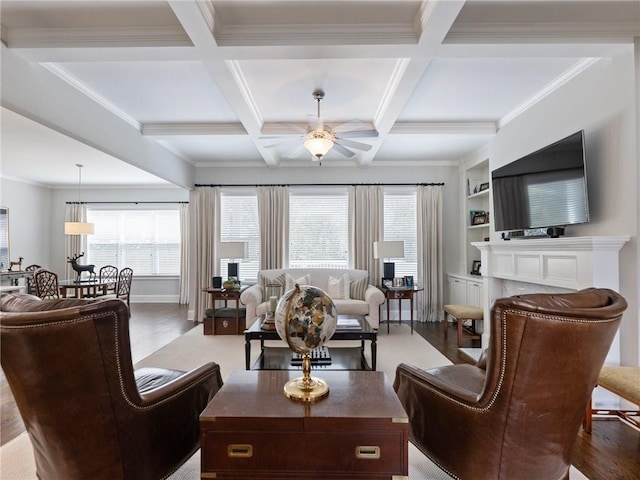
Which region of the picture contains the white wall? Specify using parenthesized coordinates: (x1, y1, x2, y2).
(488, 47, 639, 365)
(0, 178, 52, 268)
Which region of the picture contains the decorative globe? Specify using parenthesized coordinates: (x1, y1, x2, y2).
(274, 284, 337, 355)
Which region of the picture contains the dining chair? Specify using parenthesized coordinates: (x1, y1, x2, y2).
(24, 264, 41, 294)
(32, 268, 60, 299)
(98, 265, 118, 295)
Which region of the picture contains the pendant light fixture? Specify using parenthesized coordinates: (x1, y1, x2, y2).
(64, 164, 94, 235)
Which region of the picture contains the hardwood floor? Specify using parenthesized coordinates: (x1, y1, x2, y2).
(1, 305, 638, 479)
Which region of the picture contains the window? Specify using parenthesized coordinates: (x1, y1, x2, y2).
(220, 192, 259, 281)
(384, 189, 417, 279)
(87, 209, 180, 275)
(289, 188, 348, 268)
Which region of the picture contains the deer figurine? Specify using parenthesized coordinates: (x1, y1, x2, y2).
(8, 257, 23, 272)
(67, 252, 96, 282)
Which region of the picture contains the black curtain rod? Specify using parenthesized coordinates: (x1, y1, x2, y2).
(66, 201, 188, 205)
(194, 182, 445, 187)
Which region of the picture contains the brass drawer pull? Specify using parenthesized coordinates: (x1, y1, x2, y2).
(355, 446, 380, 459)
(227, 444, 253, 458)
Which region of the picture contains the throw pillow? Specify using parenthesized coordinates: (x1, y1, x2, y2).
(285, 273, 310, 292)
(350, 276, 368, 300)
(259, 273, 286, 296)
(327, 274, 350, 300)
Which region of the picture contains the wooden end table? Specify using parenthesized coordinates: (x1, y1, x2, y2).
(200, 370, 408, 479)
(382, 286, 424, 334)
(202, 287, 243, 335)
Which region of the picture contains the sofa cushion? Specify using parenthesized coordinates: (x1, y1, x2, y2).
(327, 274, 350, 299)
(284, 273, 310, 292)
(349, 276, 368, 301)
(332, 299, 368, 316)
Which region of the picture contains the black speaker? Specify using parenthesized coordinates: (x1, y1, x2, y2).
(212, 276, 222, 288)
(546, 226, 565, 238)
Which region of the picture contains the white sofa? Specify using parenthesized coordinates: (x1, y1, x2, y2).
(240, 268, 385, 329)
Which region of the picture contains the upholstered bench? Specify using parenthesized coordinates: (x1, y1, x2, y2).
(443, 304, 483, 347)
(584, 366, 640, 432)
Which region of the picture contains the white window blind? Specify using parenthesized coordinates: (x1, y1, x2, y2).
(289, 189, 348, 268)
(384, 189, 417, 279)
(86, 209, 180, 275)
(220, 193, 259, 282)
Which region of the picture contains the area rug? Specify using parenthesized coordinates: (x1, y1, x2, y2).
(0, 323, 588, 479)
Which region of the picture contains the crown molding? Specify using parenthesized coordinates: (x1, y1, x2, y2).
(214, 23, 418, 47)
(142, 123, 247, 136)
(390, 122, 496, 135)
(446, 22, 640, 44)
(41, 63, 141, 130)
(499, 57, 600, 129)
(4, 26, 192, 48)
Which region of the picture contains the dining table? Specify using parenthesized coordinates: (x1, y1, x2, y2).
(59, 278, 110, 298)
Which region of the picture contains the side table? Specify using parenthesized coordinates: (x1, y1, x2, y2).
(202, 287, 244, 335)
(382, 286, 423, 334)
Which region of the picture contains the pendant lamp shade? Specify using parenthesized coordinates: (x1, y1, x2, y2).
(64, 164, 94, 236)
(65, 222, 95, 235)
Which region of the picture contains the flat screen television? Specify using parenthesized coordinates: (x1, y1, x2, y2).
(491, 130, 589, 236)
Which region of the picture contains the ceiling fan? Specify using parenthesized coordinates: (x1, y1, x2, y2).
(263, 90, 378, 161)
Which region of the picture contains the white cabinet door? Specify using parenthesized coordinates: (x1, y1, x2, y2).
(467, 280, 484, 308)
(448, 276, 467, 305)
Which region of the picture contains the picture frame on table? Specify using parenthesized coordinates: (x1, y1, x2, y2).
(404, 276, 414, 288)
(393, 277, 405, 288)
(471, 260, 482, 276)
(382, 278, 393, 288)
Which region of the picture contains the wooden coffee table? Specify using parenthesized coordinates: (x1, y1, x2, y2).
(200, 370, 408, 479)
(244, 314, 377, 371)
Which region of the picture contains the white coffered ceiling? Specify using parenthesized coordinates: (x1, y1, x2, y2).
(1, 0, 638, 187)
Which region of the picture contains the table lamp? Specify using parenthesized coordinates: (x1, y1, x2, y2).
(219, 241, 248, 279)
(373, 240, 404, 279)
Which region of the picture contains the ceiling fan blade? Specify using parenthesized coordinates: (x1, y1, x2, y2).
(336, 129, 379, 138)
(332, 142, 356, 158)
(333, 119, 378, 137)
(262, 138, 301, 150)
(335, 138, 373, 152)
(282, 143, 306, 159)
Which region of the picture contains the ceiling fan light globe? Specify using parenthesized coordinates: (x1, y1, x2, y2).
(304, 131, 334, 158)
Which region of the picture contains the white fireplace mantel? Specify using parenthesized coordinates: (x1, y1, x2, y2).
(471, 236, 630, 366)
(472, 236, 630, 291)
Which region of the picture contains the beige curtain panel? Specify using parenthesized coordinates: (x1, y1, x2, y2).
(64, 204, 88, 280)
(257, 186, 289, 270)
(348, 185, 383, 286)
(192, 187, 220, 323)
(417, 185, 443, 322)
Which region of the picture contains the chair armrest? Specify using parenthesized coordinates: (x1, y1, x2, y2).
(124, 362, 223, 479)
(364, 285, 385, 305)
(240, 284, 263, 307)
(137, 362, 222, 405)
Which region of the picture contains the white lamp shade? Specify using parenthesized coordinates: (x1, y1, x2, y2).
(373, 241, 404, 260)
(64, 222, 95, 235)
(304, 129, 334, 158)
(219, 241, 248, 259)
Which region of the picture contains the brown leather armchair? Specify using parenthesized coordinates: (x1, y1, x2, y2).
(1, 293, 223, 480)
(394, 288, 627, 480)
